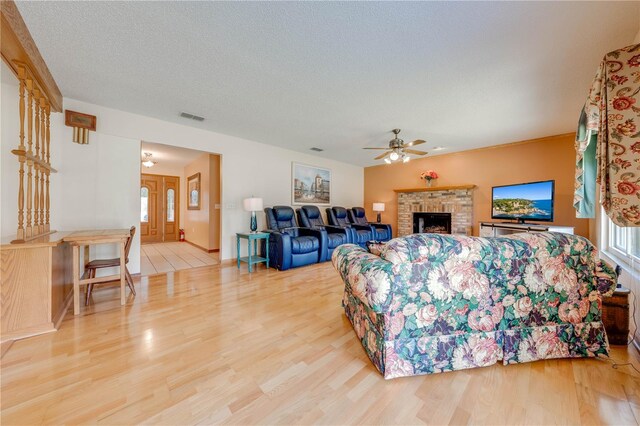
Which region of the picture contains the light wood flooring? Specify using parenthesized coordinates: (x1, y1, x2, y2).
(1, 262, 639, 425)
(140, 241, 218, 275)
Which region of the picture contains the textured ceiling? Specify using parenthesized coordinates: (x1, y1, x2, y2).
(16, 1, 639, 167)
(141, 142, 206, 170)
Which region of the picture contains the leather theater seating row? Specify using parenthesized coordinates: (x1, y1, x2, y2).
(262, 205, 393, 271)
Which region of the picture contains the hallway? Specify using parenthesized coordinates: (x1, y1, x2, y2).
(140, 242, 219, 275)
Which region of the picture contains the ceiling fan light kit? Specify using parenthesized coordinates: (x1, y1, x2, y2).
(365, 128, 428, 164)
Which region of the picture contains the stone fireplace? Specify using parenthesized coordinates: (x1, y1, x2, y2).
(396, 185, 475, 236)
(413, 212, 452, 234)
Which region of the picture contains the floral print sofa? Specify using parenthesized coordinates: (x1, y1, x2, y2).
(332, 232, 617, 379)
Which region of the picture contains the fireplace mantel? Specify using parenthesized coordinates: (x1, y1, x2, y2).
(394, 184, 476, 193)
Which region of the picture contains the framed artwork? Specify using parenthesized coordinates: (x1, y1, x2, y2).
(187, 172, 201, 210)
(292, 162, 331, 205)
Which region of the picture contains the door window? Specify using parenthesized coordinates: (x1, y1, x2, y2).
(167, 189, 175, 222)
(141, 187, 149, 222)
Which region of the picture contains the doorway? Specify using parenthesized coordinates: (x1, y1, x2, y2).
(139, 142, 222, 277)
(140, 174, 180, 243)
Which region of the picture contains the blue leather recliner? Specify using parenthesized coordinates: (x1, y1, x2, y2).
(349, 207, 393, 242)
(297, 205, 351, 260)
(326, 206, 373, 248)
(264, 206, 327, 270)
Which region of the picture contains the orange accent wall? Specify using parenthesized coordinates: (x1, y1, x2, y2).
(364, 133, 591, 239)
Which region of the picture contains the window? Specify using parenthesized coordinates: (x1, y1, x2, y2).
(604, 211, 639, 266)
(140, 187, 149, 222)
(167, 189, 175, 222)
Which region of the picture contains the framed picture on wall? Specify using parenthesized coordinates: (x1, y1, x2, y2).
(292, 162, 331, 205)
(187, 172, 201, 210)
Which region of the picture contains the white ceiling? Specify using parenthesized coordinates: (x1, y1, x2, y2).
(16, 1, 639, 167)
(141, 141, 206, 170)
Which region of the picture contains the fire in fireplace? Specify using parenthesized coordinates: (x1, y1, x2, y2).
(413, 212, 452, 234)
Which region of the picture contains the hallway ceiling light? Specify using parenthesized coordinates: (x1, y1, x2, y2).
(142, 152, 157, 168)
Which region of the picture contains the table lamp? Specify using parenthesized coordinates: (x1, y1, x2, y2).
(243, 197, 263, 232)
(372, 202, 385, 223)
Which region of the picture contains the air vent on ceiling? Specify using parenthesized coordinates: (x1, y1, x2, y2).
(310, 147, 324, 152)
(180, 112, 205, 122)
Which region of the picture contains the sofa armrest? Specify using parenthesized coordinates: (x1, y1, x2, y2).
(595, 259, 618, 297)
(332, 244, 396, 313)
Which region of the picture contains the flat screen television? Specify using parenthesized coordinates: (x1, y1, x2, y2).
(491, 180, 555, 223)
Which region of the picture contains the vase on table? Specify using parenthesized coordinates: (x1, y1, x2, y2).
(425, 179, 434, 187)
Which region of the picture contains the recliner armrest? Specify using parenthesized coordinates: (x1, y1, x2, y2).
(370, 222, 392, 232)
(351, 223, 374, 233)
(321, 225, 349, 234)
(264, 230, 292, 270)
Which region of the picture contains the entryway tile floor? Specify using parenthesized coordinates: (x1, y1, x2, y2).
(141, 242, 219, 276)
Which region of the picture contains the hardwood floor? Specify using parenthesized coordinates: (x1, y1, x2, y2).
(140, 241, 218, 275)
(1, 262, 639, 425)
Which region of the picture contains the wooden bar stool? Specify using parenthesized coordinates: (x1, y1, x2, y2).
(85, 226, 136, 305)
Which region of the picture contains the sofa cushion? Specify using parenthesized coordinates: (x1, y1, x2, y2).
(291, 236, 319, 254)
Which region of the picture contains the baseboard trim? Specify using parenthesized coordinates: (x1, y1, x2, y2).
(633, 333, 640, 355)
(184, 240, 218, 253)
(1, 340, 14, 359)
(0, 322, 56, 344)
(53, 291, 73, 330)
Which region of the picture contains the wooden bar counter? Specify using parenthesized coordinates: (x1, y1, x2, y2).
(1, 232, 73, 343)
(1, 229, 130, 343)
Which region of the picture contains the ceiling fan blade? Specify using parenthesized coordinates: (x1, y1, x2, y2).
(408, 139, 426, 147)
(374, 151, 392, 160)
(363, 147, 391, 150)
(404, 149, 428, 155)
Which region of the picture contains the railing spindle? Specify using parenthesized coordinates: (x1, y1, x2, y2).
(25, 79, 33, 238)
(16, 67, 26, 240)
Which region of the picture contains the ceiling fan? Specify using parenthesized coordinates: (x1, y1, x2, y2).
(364, 129, 427, 163)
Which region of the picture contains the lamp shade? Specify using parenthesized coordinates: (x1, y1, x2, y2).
(372, 202, 385, 212)
(243, 197, 263, 212)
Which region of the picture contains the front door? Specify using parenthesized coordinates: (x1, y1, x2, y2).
(141, 174, 180, 244)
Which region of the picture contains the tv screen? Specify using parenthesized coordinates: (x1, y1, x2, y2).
(491, 180, 554, 223)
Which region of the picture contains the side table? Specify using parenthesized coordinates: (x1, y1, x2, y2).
(236, 232, 270, 272)
(602, 286, 630, 345)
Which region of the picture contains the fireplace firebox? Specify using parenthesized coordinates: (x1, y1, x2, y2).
(413, 212, 452, 234)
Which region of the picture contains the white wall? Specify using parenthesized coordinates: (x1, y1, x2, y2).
(1, 79, 20, 237)
(57, 130, 140, 275)
(61, 98, 364, 261)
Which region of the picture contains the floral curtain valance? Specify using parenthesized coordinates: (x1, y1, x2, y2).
(576, 43, 640, 227)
